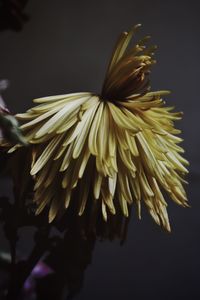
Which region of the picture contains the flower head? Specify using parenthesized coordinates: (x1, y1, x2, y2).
(10, 25, 189, 231)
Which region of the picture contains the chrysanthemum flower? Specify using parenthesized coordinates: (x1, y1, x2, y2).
(10, 25, 189, 231)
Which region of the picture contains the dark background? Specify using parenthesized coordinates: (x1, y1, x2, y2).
(0, 0, 200, 299)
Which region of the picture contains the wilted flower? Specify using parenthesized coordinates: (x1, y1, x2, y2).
(10, 25, 189, 231)
(0, 0, 29, 31)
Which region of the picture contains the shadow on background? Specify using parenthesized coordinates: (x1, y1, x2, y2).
(0, 185, 130, 300)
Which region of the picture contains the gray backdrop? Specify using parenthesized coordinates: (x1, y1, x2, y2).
(0, 0, 200, 299)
